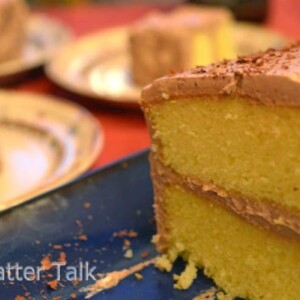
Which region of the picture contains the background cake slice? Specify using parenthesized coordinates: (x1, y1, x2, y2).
(141, 43, 300, 300)
(0, 0, 28, 63)
(129, 5, 235, 86)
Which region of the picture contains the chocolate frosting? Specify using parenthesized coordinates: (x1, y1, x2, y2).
(141, 43, 300, 108)
(142, 43, 300, 248)
(151, 155, 300, 245)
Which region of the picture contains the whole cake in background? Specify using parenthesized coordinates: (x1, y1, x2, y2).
(129, 5, 235, 86)
(141, 42, 300, 300)
(0, 0, 28, 63)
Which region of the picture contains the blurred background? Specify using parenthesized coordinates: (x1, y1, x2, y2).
(25, 0, 300, 38)
(29, 0, 267, 23)
(0, 0, 299, 208)
(27, 0, 287, 25)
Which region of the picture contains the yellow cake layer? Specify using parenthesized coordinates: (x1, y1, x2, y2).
(191, 21, 235, 66)
(214, 22, 236, 61)
(160, 183, 300, 300)
(191, 21, 235, 67)
(150, 97, 300, 210)
(192, 33, 214, 66)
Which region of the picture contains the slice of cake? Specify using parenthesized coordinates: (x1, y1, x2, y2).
(129, 6, 235, 86)
(0, 0, 28, 63)
(141, 43, 300, 300)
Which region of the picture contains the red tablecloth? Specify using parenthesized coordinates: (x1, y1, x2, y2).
(10, 3, 300, 170)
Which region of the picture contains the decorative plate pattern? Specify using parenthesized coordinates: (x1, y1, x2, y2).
(0, 90, 103, 211)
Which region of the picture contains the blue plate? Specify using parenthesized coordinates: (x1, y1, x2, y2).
(0, 149, 221, 300)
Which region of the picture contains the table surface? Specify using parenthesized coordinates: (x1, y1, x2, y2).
(9, 3, 300, 171)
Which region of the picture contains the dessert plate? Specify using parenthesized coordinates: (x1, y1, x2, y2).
(0, 150, 239, 300)
(0, 90, 103, 211)
(46, 23, 288, 108)
(0, 14, 73, 84)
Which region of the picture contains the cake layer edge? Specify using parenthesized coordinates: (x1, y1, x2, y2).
(151, 154, 300, 250)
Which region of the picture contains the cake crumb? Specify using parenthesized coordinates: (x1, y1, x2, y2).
(124, 249, 133, 259)
(140, 251, 149, 259)
(134, 273, 143, 280)
(154, 255, 173, 272)
(128, 230, 138, 238)
(70, 293, 77, 299)
(173, 260, 197, 290)
(72, 278, 81, 287)
(114, 230, 127, 238)
(41, 255, 52, 271)
(84, 202, 91, 209)
(113, 229, 138, 238)
(123, 239, 131, 249)
(53, 244, 62, 250)
(193, 287, 218, 300)
(81, 259, 155, 298)
(58, 252, 67, 264)
(47, 279, 59, 290)
(78, 234, 88, 241)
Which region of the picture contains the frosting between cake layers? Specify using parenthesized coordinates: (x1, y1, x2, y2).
(151, 155, 300, 246)
(141, 43, 300, 108)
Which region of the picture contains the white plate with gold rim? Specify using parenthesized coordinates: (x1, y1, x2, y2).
(0, 90, 103, 211)
(45, 23, 289, 108)
(0, 14, 73, 84)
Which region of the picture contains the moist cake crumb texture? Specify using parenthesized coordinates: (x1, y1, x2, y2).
(141, 42, 300, 299)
